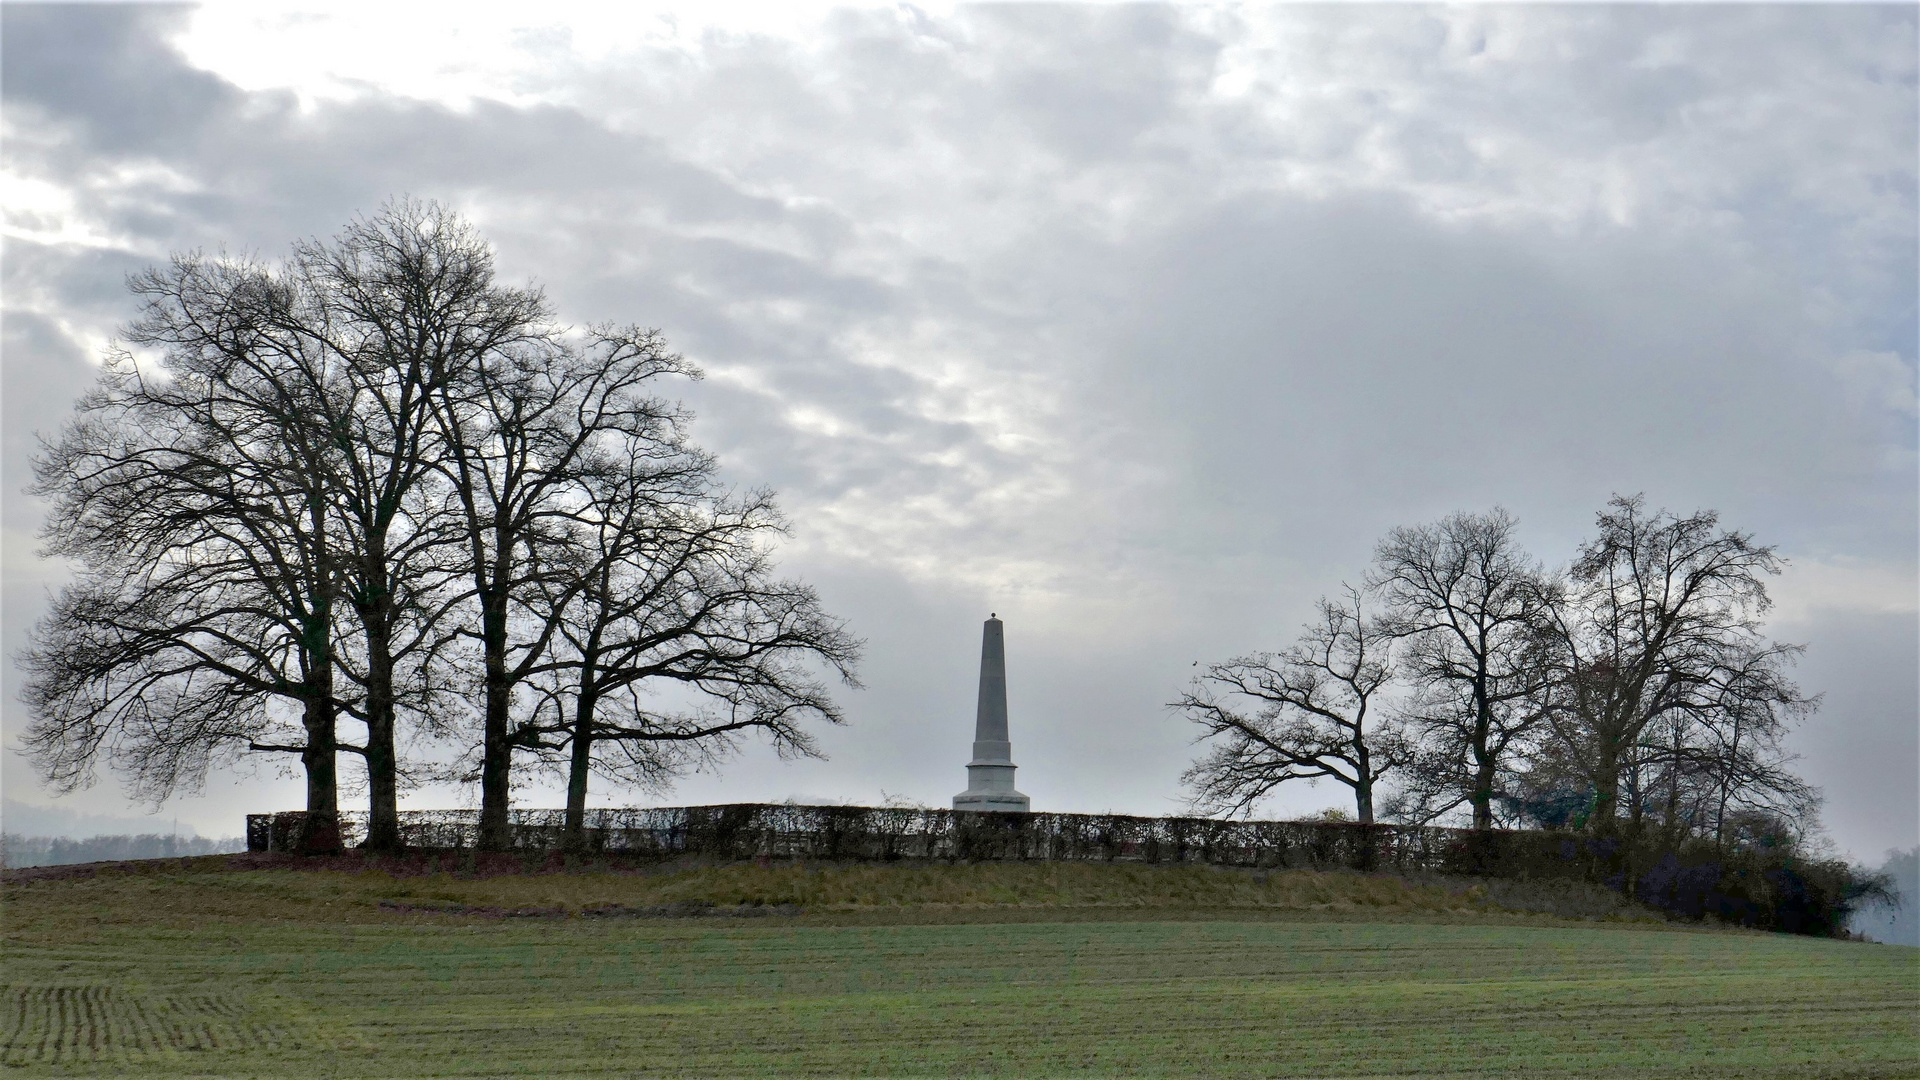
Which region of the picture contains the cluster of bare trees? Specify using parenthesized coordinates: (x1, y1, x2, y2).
(1177, 500, 1817, 843)
(20, 202, 860, 852)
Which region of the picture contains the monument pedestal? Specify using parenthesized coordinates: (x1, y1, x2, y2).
(954, 761, 1029, 812)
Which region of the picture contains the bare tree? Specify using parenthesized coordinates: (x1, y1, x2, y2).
(427, 323, 702, 850)
(1371, 508, 1556, 830)
(1542, 495, 1816, 836)
(1693, 646, 1819, 845)
(287, 202, 547, 849)
(22, 200, 860, 853)
(517, 477, 862, 848)
(22, 257, 352, 849)
(1176, 586, 1407, 823)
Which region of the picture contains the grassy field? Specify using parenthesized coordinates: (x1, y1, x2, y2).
(2, 858, 1914, 1078)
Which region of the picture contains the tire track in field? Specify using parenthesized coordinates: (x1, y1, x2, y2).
(0, 984, 328, 1065)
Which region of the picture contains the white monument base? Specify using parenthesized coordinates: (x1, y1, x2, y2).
(954, 761, 1029, 813)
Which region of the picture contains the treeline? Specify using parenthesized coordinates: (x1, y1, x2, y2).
(1, 833, 246, 869)
(1179, 501, 1818, 852)
(19, 201, 860, 853)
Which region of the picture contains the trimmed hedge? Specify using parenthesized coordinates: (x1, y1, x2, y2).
(245, 804, 1869, 935)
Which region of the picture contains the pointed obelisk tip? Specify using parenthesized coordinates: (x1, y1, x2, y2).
(953, 614, 1029, 813)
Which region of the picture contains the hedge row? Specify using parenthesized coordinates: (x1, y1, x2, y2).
(246, 804, 1869, 935)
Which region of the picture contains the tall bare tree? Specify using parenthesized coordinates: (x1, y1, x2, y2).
(516, 476, 862, 848)
(1542, 495, 1815, 836)
(283, 202, 549, 849)
(23, 200, 860, 852)
(1371, 508, 1556, 830)
(1691, 646, 1819, 845)
(1176, 586, 1407, 823)
(428, 323, 702, 850)
(22, 256, 358, 847)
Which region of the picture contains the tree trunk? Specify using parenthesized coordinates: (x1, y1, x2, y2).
(1354, 744, 1375, 824)
(477, 596, 514, 852)
(360, 609, 402, 851)
(297, 689, 341, 854)
(563, 691, 598, 850)
(354, 534, 404, 851)
(1590, 742, 1622, 836)
(562, 630, 607, 850)
(362, 707, 401, 849)
(297, 501, 340, 854)
(1470, 756, 1497, 831)
(1469, 672, 1496, 831)
(1469, 693, 1497, 830)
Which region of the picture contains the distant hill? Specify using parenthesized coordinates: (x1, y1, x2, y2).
(1848, 847, 1919, 946)
(1, 833, 246, 869)
(0, 798, 245, 868)
(1, 798, 208, 840)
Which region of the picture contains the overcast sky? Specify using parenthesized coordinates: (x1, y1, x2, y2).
(3, 2, 1914, 860)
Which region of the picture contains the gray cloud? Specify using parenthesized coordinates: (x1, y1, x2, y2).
(1, 4, 240, 156)
(3, 3, 1912, 858)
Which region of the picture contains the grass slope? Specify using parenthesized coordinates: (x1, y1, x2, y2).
(3, 858, 1914, 1078)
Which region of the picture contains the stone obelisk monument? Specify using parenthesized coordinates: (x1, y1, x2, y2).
(953, 614, 1031, 813)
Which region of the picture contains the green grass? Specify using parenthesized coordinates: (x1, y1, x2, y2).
(3, 859, 1915, 1078)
